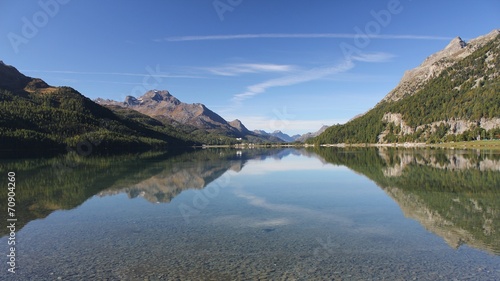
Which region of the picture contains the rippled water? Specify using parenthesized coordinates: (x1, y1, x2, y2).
(1, 148, 499, 280)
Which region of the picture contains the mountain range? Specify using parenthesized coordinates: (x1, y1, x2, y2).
(0, 61, 299, 155)
(253, 130, 299, 142)
(252, 126, 328, 142)
(95, 91, 326, 143)
(1, 29, 499, 153)
(97, 91, 244, 135)
(0, 61, 192, 154)
(95, 91, 289, 143)
(311, 29, 500, 145)
(0, 59, 320, 156)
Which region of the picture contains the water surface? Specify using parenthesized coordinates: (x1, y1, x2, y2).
(1, 148, 499, 280)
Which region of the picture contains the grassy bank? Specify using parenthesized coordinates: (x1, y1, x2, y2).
(429, 140, 500, 150)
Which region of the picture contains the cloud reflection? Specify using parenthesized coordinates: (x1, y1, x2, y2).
(239, 155, 346, 175)
(233, 188, 352, 225)
(212, 215, 292, 228)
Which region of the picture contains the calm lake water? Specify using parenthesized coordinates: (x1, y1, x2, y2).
(1, 147, 499, 280)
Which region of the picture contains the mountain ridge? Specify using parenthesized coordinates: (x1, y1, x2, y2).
(295, 125, 329, 142)
(0, 62, 200, 154)
(382, 29, 500, 103)
(96, 90, 234, 132)
(312, 29, 500, 145)
(96, 91, 284, 143)
(252, 126, 328, 142)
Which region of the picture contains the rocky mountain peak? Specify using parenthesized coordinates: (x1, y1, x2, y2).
(142, 90, 174, 102)
(445, 36, 467, 51)
(124, 96, 140, 106)
(229, 119, 243, 126)
(95, 89, 253, 137)
(229, 119, 250, 134)
(380, 30, 499, 103)
(295, 125, 330, 142)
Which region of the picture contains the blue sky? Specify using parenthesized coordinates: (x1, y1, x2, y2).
(1, 0, 499, 135)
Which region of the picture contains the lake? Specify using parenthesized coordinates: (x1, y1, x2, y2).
(1, 147, 499, 280)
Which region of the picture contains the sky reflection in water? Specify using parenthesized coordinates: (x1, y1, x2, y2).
(1, 148, 499, 280)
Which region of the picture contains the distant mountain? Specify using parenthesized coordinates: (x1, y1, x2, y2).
(96, 90, 237, 132)
(295, 125, 329, 142)
(228, 119, 251, 135)
(270, 130, 295, 142)
(0, 61, 195, 155)
(0, 60, 279, 152)
(312, 29, 500, 144)
(252, 126, 329, 143)
(253, 129, 296, 142)
(253, 130, 269, 136)
(96, 91, 279, 143)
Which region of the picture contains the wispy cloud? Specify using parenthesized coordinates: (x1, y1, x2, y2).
(203, 63, 296, 76)
(227, 51, 394, 106)
(71, 80, 149, 85)
(160, 33, 454, 42)
(20, 69, 203, 79)
(352, 52, 396, 62)
(232, 59, 355, 103)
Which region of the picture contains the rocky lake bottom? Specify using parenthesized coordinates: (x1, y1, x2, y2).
(1, 148, 499, 280)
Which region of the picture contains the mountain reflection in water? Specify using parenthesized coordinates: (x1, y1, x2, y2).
(0, 148, 297, 236)
(311, 147, 500, 255)
(1, 147, 499, 255)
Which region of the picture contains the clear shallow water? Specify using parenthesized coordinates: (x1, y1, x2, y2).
(1, 148, 500, 280)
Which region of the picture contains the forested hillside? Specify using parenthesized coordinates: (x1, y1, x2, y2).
(0, 86, 194, 155)
(0, 61, 282, 155)
(311, 31, 500, 145)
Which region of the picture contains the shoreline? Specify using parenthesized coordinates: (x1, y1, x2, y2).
(199, 140, 500, 150)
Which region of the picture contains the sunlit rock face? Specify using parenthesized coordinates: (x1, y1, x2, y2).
(381, 29, 500, 103)
(96, 90, 240, 133)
